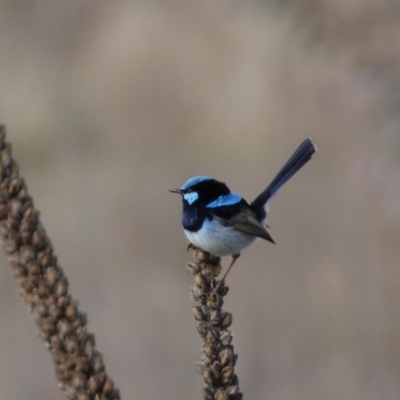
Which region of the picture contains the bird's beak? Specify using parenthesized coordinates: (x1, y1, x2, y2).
(169, 188, 182, 194)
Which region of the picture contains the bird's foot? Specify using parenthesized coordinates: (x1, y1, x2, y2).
(213, 254, 240, 293)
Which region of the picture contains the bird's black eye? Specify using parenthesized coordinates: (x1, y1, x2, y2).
(186, 189, 192, 193)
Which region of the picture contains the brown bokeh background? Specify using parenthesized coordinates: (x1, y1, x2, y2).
(1, 1, 400, 399)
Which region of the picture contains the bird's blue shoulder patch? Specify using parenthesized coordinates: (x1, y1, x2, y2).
(181, 176, 212, 190)
(206, 193, 242, 208)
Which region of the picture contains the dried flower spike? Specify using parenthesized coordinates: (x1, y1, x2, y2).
(187, 247, 243, 400)
(0, 126, 120, 400)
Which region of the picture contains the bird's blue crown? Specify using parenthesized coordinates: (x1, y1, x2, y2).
(180, 176, 213, 191)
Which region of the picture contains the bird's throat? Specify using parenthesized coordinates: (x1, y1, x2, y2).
(182, 205, 208, 232)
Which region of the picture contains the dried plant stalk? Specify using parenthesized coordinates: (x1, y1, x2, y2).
(187, 246, 243, 400)
(0, 126, 120, 400)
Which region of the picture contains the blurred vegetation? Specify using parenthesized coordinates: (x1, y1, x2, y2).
(1, 1, 400, 399)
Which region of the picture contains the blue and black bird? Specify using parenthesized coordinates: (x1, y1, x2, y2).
(170, 138, 317, 283)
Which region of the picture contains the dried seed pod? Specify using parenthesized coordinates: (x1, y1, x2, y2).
(66, 303, 77, 320)
(76, 326, 87, 341)
(9, 198, 22, 217)
(65, 336, 78, 353)
(186, 261, 200, 275)
(202, 387, 215, 400)
(55, 280, 68, 297)
(92, 355, 105, 373)
(192, 306, 206, 321)
(23, 206, 40, 221)
(195, 361, 205, 374)
(57, 295, 69, 308)
(204, 344, 215, 359)
(207, 292, 220, 309)
(94, 372, 107, 387)
(216, 389, 229, 400)
(210, 367, 222, 382)
(196, 321, 207, 337)
(87, 375, 101, 393)
(57, 319, 73, 337)
(48, 303, 63, 319)
(222, 365, 234, 382)
(72, 372, 86, 389)
(45, 266, 57, 285)
(76, 357, 90, 372)
(102, 378, 115, 395)
(19, 245, 36, 263)
(20, 217, 33, 232)
(220, 312, 233, 329)
(7, 213, 19, 229)
(216, 284, 229, 296)
(41, 317, 56, 333)
(65, 385, 77, 400)
(39, 330, 50, 342)
(21, 231, 32, 245)
(27, 260, 40, 275)
(37, 281, 50, 298)
(50, 334, 64, 350)
(202, 368, 215, 385)
(84, 338, 95, 357)
(3, 238, 17, 254)
(8, 252, 21, 267)
(0, 203, 7, 219)
(209, 264, 223, 277)
(227, 385, 240, 395)
(196, 250, 208, 263)
(219, 349, 233, 366)
(209, 309, 220, 324)
(190, 285, 205, 302)
(73, 312, 87, 327)
(77, 390, 90, 400)
(195, 273, 210, 290)
(34, 300, 48, 317)
(32, 228, 46, 249)
(17, 186, 29, 201)
(0, 220, 8, 237)
(38, 250, 52, 268)
(0, 145, 11, 168)
(56, 366, 66, 381)
(220, 331, 233, 346)
(62, 355, 76, 370)
(111, 388, 121, 399)
(232, 354, 238, 366)
(207, 254, 221, 266)
(212, 360, 222, 372)
(9, 229, 22, 246)
(206, 330, 216, 343)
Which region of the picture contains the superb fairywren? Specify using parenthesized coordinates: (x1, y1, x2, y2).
(170, 138, 317, 285)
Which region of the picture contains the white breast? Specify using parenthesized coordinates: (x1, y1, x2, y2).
(184, 217, 257, 257)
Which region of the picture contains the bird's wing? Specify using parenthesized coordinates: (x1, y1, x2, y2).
(234, 217, 275, 243)
(227, 207, 275, 244)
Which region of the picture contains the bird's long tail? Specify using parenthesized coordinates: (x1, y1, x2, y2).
(251, 138, 317, 210)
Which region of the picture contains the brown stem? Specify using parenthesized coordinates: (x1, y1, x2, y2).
(0, 125, 120, 400)
(187, 246, 243, 400)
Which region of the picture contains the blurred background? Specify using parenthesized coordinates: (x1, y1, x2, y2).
(1, 0, 400, 399)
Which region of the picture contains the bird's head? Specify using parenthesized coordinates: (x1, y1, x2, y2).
(169, 176, 231, 207)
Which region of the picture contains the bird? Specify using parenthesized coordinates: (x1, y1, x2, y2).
(170, 138, 317, 286)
